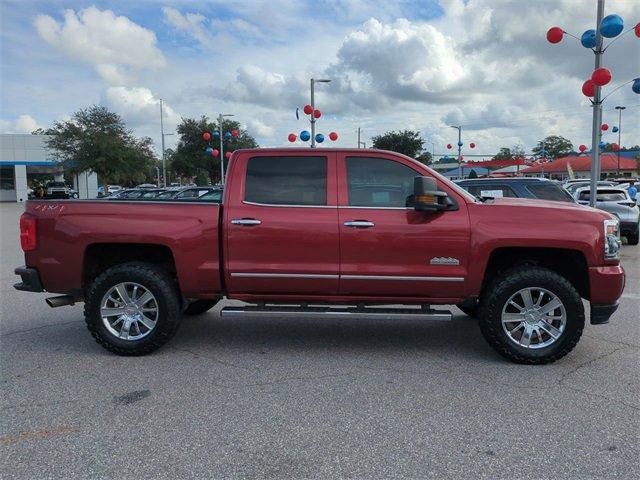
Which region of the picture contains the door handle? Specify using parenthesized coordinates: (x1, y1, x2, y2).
(231, 218, 262, 226)
(344, 220, 375, 228)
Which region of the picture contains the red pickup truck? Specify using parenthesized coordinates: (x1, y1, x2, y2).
(15, 148, 625, 364)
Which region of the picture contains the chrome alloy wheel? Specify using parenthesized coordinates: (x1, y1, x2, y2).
(100, 282, 159, 341)
(501, 287, 567, 349)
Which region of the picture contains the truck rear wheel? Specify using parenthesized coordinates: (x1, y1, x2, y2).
(84, 262, 182, 356)
(478, 267, 584, 364)
(183, 299, 219, 315)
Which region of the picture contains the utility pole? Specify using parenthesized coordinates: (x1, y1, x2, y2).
(615, 105, 625, 176)
(589, 0, 605, 207)
(358, 127, 361, 148)
(450, 125, 462, 178)
(160, 99, 166, 187)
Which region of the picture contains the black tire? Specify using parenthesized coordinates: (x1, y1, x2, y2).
(457, 305, 478, 318)
(478, 267, 585, 365)
(627, 231, 639, 246)
(183, 299, 219, 315)
(85, 262, 182, 356)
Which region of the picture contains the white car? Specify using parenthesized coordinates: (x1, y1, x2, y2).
(107, 185, 123, 194)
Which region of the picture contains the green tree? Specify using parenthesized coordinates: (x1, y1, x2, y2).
(43, 105, 155, 185)
(371, 130, 424, 158)
(415, 151, 433, 165)
(194, 170, 209, 186)
(532, 135, 573, 159)
(171, 116, 258, 183)
(492, 147, 513, 161)
(468, 169, 478, 179)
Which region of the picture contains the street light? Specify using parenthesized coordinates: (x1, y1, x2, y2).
(161, 132, 174, 187)
(615, 105, 626, 176)
(310, 78, 330, 148)
(450, 125, 462, 178)
(218, 113, 234, 185)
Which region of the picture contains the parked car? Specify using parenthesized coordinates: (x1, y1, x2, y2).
(45, 181, 70, 199)
(136, 183, 157, 189)
(107, 185, 123, 195)
(15, 148, 625, 364)
(68, 187, 79, 199)
(107, 189, 168, 200)
(456, 177, 575, 203)
(573, 186, 639, 245)
(154, 186, 223, 202)
(563, 180, 616, 195)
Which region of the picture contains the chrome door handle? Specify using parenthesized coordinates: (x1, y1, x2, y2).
(344, 220, 375, 228)
(231, 218, 262, 226)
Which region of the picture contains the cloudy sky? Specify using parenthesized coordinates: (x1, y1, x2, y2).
(1, 0, 638, 159)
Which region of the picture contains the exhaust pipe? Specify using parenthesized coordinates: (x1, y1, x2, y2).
(46, 295, 76, 308)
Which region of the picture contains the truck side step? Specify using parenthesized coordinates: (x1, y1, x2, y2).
(220, 305, 452, 321)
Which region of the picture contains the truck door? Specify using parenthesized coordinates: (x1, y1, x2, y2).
(225, 152, 339, 295)
(337, 153, 470, 299)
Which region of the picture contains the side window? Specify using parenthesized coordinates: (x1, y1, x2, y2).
(346, 157, 418, 207)
(245, 156, 327, 205)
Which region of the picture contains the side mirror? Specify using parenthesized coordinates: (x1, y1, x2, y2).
(412, 176, 448, 212)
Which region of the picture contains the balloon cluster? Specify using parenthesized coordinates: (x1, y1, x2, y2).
(202, 129, 239, 158)
(547, 15, 640, 98)
(288, 104, 338, 145)
(446, 142, 476, 150)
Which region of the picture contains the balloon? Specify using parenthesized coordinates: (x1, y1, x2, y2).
(224, 132, 232, 140)
(599, 141, 606, 149)
(329, 132, 338, 141)
(612, 126, 619, 133)
(315, 133, 324, 143)
(303, 104, 313, 115)
(600, 14, 624, 38)
(612, 143, 620, 151)
(460, 156, 464, 161)
(231, 129, 239, 138)
(632, 78, 640, 94)
(300, 130, 311, 141)
(225, 151, 232, 159)
(546, 27, 564, 44)
(470, 142, 476, 149)
(212, 149, 219, 157)
(601, 123, 609, 131)
(579, 144, 587, 152)
(635, 22, 640, 38)
(591, 67, 612, 86)
(446, 144, 452, 149)
(313, 109, 321, 119)
(213, 131, 220, 138)
(580, 29, 597, 49)
(205, 147, 213, 154)
(288, 133, 297, 142)
(202, 132, 211, 141)
(582, 79, 595, 97)
(457, 141, 463, 147)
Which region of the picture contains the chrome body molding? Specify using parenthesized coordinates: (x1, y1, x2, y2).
(231, 273, 464, 282)
(231, 273, 340, 279)
(242, 200, 335, 209)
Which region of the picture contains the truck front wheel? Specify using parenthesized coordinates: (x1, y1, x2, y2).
(84, 262, 182, 356)
(478, 267, 585, 364)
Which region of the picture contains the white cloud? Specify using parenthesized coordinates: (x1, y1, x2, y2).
(35, 7, 166, 85)
(103, 87, 180, 131)
(0, 115, 41, 134)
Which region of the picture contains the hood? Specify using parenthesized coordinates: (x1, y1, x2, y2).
(485, 197, 613, 220)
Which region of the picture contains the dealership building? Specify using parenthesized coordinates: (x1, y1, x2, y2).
(0, 134, 97, 202)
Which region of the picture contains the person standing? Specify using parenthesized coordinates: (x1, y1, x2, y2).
(627, 181, 637, 203)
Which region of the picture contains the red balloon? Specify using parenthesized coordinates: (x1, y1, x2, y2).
(579, 144, 587, 152)
(231, 129, 239, 138)
(546, 27, 564, 44)
(612, 143, 620, 151)
(601, 123, 609, 131)
(313, 109, 321, 119)
(635, 22, 640, 38)
(470, 142, 476, 149)
(211, 149, 219, 157)
(225, 151, 232, 159)
(447, 144, 452, 149)
(460, 156, 464, 161)
(288, 133, 297, 142)
(202, 132, 211, 141)
(591, 67, 612, 87)
(303, 104, 313, 115)
(582, 79, 595, 97)
(328, 132, 338, 141)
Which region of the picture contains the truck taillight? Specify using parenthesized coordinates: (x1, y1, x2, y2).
(19, 214, 37, 251)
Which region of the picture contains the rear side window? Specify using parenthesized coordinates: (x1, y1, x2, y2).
(346, 157, 417, 207)
(526, 183, 574, 202)
(245, 156, 327, 205)
(579, 190, 627, 202)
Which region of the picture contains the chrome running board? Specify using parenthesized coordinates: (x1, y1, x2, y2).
(220, 305, 452, 321)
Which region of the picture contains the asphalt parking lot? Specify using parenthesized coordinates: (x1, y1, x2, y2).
(1, 202, 638, 479)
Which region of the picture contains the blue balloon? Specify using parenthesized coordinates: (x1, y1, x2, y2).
(315, 133, 325, 143)
(224, 132, 232, 140)
(600, 14, 624, 38)
(213, 131, 220, 137)
(581, 29, 596, 48)
(599, 141, 606, 149)
(457, 141, 463, 147)
(632, 78, 640, 94)
(300, 130, 311, 142)
(612, 126, 619, 133)
(205, 147, 213, 154)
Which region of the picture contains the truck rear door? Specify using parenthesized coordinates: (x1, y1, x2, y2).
(224, 151, 339, 295)
(337, 153, 470, 299)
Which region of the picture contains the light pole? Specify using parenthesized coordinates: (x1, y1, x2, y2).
(161, 132, 174, 186)
(310, 78, 330, 148)
(615, 105, 625, 175)
(218, 113, 234, 185)
(450, 125, 462, 178)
